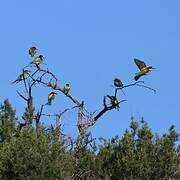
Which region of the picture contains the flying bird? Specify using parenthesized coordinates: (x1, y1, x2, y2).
(12, 70, 31, 84)
(29, 47, 37, 57)
(114, 78, 123, 88)
(48, 92, 57, 105)
(63, 83, 70, 94)
(134, 59, 154, 81)
(31, 55, 44, 65)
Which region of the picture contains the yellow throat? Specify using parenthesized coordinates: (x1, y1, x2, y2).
(141, 67, 151, 73)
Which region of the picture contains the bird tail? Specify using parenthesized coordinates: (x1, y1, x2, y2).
(134, 75, 140, 81)
(48, 100, 52, 105)
(12, 79, 18, 84)
(134, 72, 146, 81)
(30, 61, 35, 64)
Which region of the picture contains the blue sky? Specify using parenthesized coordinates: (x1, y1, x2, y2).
(0, 0, 180, 140)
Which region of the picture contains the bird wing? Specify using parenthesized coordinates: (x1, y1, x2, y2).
(48, 93, 54, 99)
(114, 78, 123, 87)
(28, 49, 31, 55)
(29, 47, 37, 57)
(29, 48, 34, 55)
(134, 59, 146, 71)
(118, 79, 123, 87)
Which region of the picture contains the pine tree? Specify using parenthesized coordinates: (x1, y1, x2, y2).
(0, 99, 16, 142)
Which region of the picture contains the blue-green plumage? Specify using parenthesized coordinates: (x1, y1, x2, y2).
(134, 71, 147, 81)
(12, 70, 31, 84)
(63, 84, 70, 94)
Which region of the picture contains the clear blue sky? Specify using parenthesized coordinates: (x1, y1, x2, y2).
(0, 0, 179, 140)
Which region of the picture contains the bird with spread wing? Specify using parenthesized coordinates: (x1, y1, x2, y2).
(134, 59, 154, 81)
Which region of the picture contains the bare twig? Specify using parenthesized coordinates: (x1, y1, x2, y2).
(136, 84, 156, 93)
(116, 80, 156, 93)
(35, 103, 47, 125)
(120, 81, 145, 89)
(30, 74, 81, 106)
(16, 91, 28, 101)
(14, 55, 156, 154)
(93, 99, 126, 124)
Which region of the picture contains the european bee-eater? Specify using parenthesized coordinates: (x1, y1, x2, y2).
(31, 55, 44, 65)
(134, 59, 154, 81)
(48, 92, 57, 105)
(107, 95, 119, 108)
(29, 47, 37, 57)
(12, 70, 31, 84)
(114, 78, 123, 88)
(63, 83, 70, 94)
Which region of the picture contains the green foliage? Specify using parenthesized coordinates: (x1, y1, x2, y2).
(22, 97, 35, 125)
(0, 126, 75, 179)
(94, 120, 180, 179)
(0, 99, 16, 142)
(0, 100, 179, 179)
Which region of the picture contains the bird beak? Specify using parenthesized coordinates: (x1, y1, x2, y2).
(150, 67, 155, 71)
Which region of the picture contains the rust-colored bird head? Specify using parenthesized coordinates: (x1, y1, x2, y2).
(30, 47, 37, 51)
(29, 47, 37, 57)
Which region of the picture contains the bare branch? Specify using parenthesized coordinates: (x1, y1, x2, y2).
(117, 80, 156, 93)
(136, 84, 156, 93)
(30, 74, 81, 106)
(41, 108, 70, 119)
(114, 80, 156, 95)
(118, 81, 144, 89)
(103, 96, 107, 108)
(14, 51, 156, 155)
(93, 100, 126, 122)
(16, 91, 28, 101)
(35, 103, 47, 124)
(31, 68, 40, 77)
(60, 132, 75, 151)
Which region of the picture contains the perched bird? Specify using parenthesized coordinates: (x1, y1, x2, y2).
(114, 78, 123, 88)
(12, 70, 31, 84)
(134, 59, 154, 81)
(29, 47, 37, 57)
(107, 95, 119, 108)
(31, 55, 44, 65)
(48, 92, 57, 105)
(63, 83, 70, 94)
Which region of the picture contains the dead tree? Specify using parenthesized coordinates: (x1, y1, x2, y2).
(12, 48, 156, 153)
